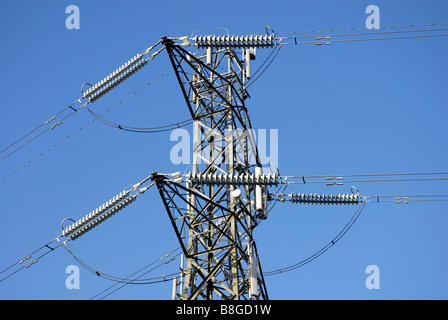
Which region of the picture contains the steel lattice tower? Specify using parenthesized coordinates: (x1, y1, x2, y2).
(6, 26, 443, 301)
(151, 37, 270, 300)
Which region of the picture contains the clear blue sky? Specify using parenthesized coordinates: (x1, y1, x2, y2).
(0, 0, 447, 300)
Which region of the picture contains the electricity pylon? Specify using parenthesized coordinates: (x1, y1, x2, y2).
(5, 30, 443, 300)
(151, 36, 276, 300)
(33, 34, 362, 300)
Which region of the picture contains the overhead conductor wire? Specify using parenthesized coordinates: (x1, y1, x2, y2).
(0, 40, 164, 166)
(0, 67, 174, 183)
(0, 237, 64, 283)
(90, 247, 182, 300)
(274, 22, 448, 46)
(0, 173, 162, 284)
(264, 202, 367, 276)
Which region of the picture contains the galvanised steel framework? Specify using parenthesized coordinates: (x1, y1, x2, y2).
(152, 37, 268, 300)
(3, 26, 447, 300)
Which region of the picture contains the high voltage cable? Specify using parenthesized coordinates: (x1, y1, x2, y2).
(279, 27, 448, 40)
(272, 192, 448, 205)
(0, 100, 88, 163)
(286, 172, 448, 178)
(0, 116, 96, 183)
(283, 172, 448, 186)
(246, 44, 282, 89)
(276, 27, 448, 44)
(278, 33, 448, 46)
(3, 26, 447, 177)
(183, 171, 448, 188)
(264, 192, 448, 276)
(61, 241, 181, 285)
(0, 173, 161, 283)
(85, 105, 193, 133)
(0, 41, 164, 165)
(286, 177, 448, 185)
(0, 237, 63, 283)
(246, 45, 280, 83)
(4, 24, 447, 164)
(90, 247, 181, 300)
(275, 22, 448, 35)
(264, 202, 367, 276)
(0, 99, 80, 156)
(0, 68, 173, 183)
(186, 23, 448, 48)
(362, 194, 448, 204)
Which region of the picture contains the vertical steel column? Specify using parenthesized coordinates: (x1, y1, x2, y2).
(159, 37, 268, 300)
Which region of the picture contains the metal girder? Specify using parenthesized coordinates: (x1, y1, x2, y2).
(157, 37, 268, 300)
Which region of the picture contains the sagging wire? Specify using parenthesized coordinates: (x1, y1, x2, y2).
(84, 105, 193, 133)
(274, 22, 448, 35)
(264, 202, 367, 276)
(0, 237, 64, 283)
(277, 33, 448, 46)
(0, 99, 88, 164)
(0, 174, 157, 284)
(0, 67, 173, 183)
(246, 42, 282, 89)
(278, 27, 448, 41)
(273, 23, 448, 46)
(283, 172, 448, 186)
(0, 40, 164, 167)
(59, 239, 181, 287)
(0, 98, 81, 157)
(264, 190, 448, 277)
(90, 247, 182, 300)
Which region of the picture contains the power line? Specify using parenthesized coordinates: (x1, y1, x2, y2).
(0, 100, 88, 163)
(0, 42, 164, 166)
(286, 177, 448, 185)
(265, 192, 448, 276)
(279, 27, 448, 40)
(85, 105, 192, 133)
(264, 202, 367, 276)
(0, 115, 96, 183)
(287, 172, 448, 178)
(0, 173, 159, 284)
(0, 237, 63, 283)
(283, 172, 448, 186)
(0, 68, 173, 183)
(186, 23, 448, 49)
(279, 33, 448, 46)
(90, 247, 181, 300)
(61, 240, 180, 285)
(272, 192, 448, 205)
(363, 194, 448, 204)
(275, 22, 448, 35)
(246, 44, 282, 89)
(0, 99, 81, 156)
